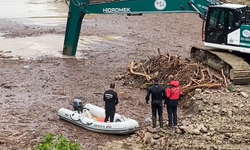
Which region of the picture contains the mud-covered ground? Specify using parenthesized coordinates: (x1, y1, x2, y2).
(0, 12, 203, 150)
(0, 1, 250, 150)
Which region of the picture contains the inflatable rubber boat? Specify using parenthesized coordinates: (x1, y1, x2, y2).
(58, 99, 140, 135)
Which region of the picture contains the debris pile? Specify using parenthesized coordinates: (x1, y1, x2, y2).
(99, 88, 250, 150)
(123, 52, 227, 94)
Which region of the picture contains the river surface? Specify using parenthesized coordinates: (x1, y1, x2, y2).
(0, 0, 67, 19)
(0, 0, 123, 59)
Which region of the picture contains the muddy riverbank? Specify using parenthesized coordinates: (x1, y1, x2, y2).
(0, 0, 249, 150)
(0, 11, 202, 149)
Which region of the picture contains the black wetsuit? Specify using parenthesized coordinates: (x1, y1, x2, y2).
(103, 89, 119, 122)
(145, 83, 166, 128)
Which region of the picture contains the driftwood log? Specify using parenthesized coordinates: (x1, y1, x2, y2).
(124, 51, 228, 94)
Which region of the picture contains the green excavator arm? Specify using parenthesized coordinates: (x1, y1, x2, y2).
(63, 0, 222, 56)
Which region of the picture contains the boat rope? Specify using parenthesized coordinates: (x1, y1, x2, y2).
(70, 113, 80, 121)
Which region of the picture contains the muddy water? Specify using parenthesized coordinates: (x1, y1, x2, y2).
(0, 0, 67, 19)
(0, 0, 126, 59)
(0, 35, 123, 59)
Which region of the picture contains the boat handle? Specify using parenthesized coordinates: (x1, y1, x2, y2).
(79, 119, 93, 125)
(86, 122, 93, 125)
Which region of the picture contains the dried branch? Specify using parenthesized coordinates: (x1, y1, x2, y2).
(221, 69, 228, 87)
(207, 68, 213, 81)
(182, 81, 193, 89)
(125, 52, 226, 94)
(182, 83, 222, 94)
(190, 78, 199, 85)
(130, 61, 152, 81)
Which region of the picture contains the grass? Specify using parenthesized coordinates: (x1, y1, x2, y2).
(34, 133, 82, 150)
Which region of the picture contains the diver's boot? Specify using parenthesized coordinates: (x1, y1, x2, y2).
(159, 117, 163, 128)
(152, 117, 156, 128)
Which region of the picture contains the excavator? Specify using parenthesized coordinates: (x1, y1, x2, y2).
(62, 0, 250, 84)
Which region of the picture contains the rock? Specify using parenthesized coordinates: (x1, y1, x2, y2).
(119, 140, 128, 145)
(227, 84, 236, 92)
(213, 100, 221, 105)
(228, 110, 233, 117)
(115, 75, 124, 80)
(233, 138, 242, 144)
(138, 101, 144, 106)
(207, 131, 216, 136)
(242, 126, 250, 131)
(180, 120, 191, 126)
(204, 90, 211, 94)
(194, 94, 203, 100)
(195, 88, 202, 94)
(156, 137, 168, 147)
(23, 65, 30, 69)
(215, 139, 222, 144)
(143, 132, 153, 144)
(198, 104, 205, 112)
(150, 139, 156, 146)
(209, 127, 215, 131)
(5, 94, 15, 97)
(2, 83, 17, 89)
(224, 133, 232, 138)
(183, 144, 189, 148)
(221, 108, 227, 116)
(210, 145, 219, 150)
(233, 104, 239, 108)
(53, 89, 66, 96)
(158, 132, 166, 137)
(152, 134, 161, 139)
(235, 86, 242, 92)
(122, 142, 131, 149)
(202, 99, 209, 105)
(240, 92, 248, 98)
(4, 55, 13, 58)
(204, 135, 212, 141)
(176, 128, 182, 134)
(192, 129, 200, 135)
(97, 146, 105, 150)
(190, 96, 196, 101)
(179, 125, 191, 133)
(197, 124, 208, 133)
(47, 117, 56, 121)
(10, 57, 20, 60)
(212, 106, 220, 113)
(146, 127, 157, 133)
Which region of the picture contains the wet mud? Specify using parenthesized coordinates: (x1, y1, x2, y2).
(0, 0, 204, 149)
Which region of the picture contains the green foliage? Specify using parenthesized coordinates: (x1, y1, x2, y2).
(34, 133, 81, 150)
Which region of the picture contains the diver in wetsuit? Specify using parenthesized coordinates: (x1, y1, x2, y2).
(145, 77, 167, 128)
(103, 83, 119, 122)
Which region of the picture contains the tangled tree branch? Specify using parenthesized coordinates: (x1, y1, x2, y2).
(124, 51, 226, 94)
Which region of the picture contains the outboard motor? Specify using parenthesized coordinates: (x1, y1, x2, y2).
(73, 99, 83, 113)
